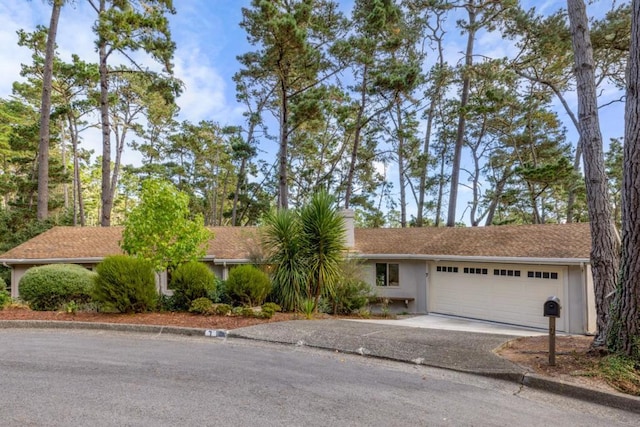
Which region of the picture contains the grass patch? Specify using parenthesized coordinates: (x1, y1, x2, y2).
(598, 354, 640, 396)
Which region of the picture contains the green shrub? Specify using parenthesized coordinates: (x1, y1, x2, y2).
(0, 289, 10, 309)
(209, 279, 232, 304)
(93, 255, 157, 313)
(260, 305, 276, 319)
(170, 261, 217, 311)
(327, 279, 373, 315)
(18, 264, 95, 311)
(226, 265, 272, 307)
(262, 302, 282, 313)
(213, 303, 232, 316)
(189, 297, 214, 315)
(158, 294, 179, 312)
(240, 306, 257, 317)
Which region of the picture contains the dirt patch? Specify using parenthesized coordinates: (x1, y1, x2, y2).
(496, 334, 621, 393)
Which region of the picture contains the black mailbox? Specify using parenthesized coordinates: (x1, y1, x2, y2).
(544, 296, 561, 318)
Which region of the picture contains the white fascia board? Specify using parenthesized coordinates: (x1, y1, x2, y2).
(356, 253, 590, 265)
(207, 258, 251, 264)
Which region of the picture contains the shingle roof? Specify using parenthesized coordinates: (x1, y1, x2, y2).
(354, 222, 591, 259)
(0, 226, 261, 262)
(0, 222, 591, 263)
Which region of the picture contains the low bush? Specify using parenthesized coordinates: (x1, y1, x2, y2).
(326, 279, 373, 315)
(93, 255, 157, 313)
(189, 297, 214, 315)
(213, 303, 232, 316)
(0, 288, 10, 309)
(18, 264, 95, 311)
(262, 302, 281, 314)
(170, 261, 217, 311)
(225, 265, 271, 307)
(209, 279, 232, 304)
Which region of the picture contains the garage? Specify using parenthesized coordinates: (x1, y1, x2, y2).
(429, 262, 566, 330)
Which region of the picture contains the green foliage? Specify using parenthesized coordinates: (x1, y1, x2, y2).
(325, 258, 373, 314)
(260, 302, 282, 318)
(599, 355, 640, 396)
(189, 297, 214, 315)
(225, 265, 271, 307)
(93, 255, 157, 314)
(170, 261, 217, 311)
(0, 288, 10, 309)
(240, 306, 256, 317)
(213, 303, 232, 316)
(301, 298, 315, 320)
(263, 191, 346, 313)
(121, 178, 212, 272)
(262, 302, 282, 313)
(262, 208, 306, 311)
(18, 264, 95, 311)
(209, 279, 232, 305)
(299, 191, 346, 308)
(328, 280, 373, 315)
(64, 300, 79, 315)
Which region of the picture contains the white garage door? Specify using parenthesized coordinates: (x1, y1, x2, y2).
(429, 263, 565, 330)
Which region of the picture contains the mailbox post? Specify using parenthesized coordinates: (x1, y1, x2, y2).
(543, 296, 561, 366)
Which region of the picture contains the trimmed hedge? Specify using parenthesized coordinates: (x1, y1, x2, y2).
(18, 264, 96, 311)
(93, 255, 157, 313)
(226, 265, 271, 307)
(170, 261, 217, 311)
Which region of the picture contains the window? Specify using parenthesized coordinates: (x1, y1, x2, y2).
(436, 265, 458, 273)
(527, 270, 559, 280)
(376, 263, 399, 287)
(494, 269, 521, 277)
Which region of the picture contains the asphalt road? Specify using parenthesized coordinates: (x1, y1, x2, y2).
(0, 329, 636, 426)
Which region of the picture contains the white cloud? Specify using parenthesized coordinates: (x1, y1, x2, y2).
(173, 47, 238, 123)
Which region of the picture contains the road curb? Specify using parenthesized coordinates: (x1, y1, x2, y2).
(0, 320, 205, 337)
(522, 372, 640, 413)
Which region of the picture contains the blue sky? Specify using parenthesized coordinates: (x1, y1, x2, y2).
(0, 0, 625, 223)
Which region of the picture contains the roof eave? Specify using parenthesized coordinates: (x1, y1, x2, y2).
(357, 253, 590, 265)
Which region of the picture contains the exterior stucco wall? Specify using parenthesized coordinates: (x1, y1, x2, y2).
(365, 259, 426, 313)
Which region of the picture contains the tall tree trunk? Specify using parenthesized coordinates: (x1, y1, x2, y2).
(395, 101, 407, 228)
(607, 0, 640, 359)
(417, 98, 434, 227)
(67, 113, 85, 226)
(232, 156, 246, 226)
(278, 80, 289, 209)
(37, 0, 62, 221)
(435, 148, 447, 227)
(61, 122, 68, 210)
(484, 176, 507, 226)
(447, 5, 476, 227)
(344, 65, 368, 210)
(567, 0, 620, 347)
(98, 0, 112, 226)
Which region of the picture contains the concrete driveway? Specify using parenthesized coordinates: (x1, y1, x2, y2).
(349, 313, 550, 336)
